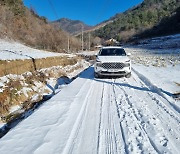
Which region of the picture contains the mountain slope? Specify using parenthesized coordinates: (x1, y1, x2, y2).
(135, 6, 180, 40)
(92, 0, 180, 42)
(52, 18, 93, 35)
(0, 0, 81, 52)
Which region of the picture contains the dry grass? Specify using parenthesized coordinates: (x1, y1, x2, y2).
(0, 76, 44, 122)
(0, 55, 83, 122)
(0, 4, 81, 52)
(0, 89, 10, 116)
(0, 78, 26, 117)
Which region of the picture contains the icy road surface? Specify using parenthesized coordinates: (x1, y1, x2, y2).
(0, 67, 179, 154)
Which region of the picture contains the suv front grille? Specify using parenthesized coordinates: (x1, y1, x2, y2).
(101, 63, 125, 69)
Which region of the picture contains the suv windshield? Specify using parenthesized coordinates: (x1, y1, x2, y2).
(99, 48, 126, 56)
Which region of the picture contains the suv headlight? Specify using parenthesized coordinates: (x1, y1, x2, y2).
(96, 58, 102, 67)
(124, 60, 131, 67)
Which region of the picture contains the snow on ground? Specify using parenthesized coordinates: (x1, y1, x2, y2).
(0, 66, 179, 154)
(65, 60, 90, 78)
(0, 38, 91, 124)
(134, 34, 180, 50)
(0, 82, 5, 92)
(125, 34, 180, 66)
(133, 64, 180, 94)
(0, 58, 90, 100)
(0, 35, 179, 153)
(0, 39, 73, 60)
(9, 105, 21, 114)
(0, 123, 6, 130)
(77, 50, 99, 56)
(124, 34, 180, 95)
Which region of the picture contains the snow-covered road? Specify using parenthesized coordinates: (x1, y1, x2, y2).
(0, 66, 179, 154)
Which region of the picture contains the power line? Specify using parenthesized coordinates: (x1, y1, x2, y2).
(47, 0, 59, 19)
(68, 34, 70, 53)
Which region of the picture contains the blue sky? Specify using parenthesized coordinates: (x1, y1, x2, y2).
(23, 0, 143, 26)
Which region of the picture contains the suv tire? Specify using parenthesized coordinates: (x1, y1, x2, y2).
(94, 72, 99, 78)
(125, 73, 131, 78)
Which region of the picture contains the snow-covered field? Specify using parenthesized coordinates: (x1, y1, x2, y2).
(134, 64, 180, 95)
(0, 39, 72, 60)
(134, 34, 180, 50)
(0, 35, 180, 153)
(124, 34, 180, 95)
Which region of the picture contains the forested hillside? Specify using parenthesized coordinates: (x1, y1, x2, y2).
(0, 0, 81, 52)
(93, 0, 180, 42)
(135, 7, 180, 40)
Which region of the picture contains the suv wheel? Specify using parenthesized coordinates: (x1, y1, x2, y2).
(94, 72, 100, 78)
(125, 73, 131, 78)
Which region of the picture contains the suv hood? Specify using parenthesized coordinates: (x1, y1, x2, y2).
(97, 56, 130, 63)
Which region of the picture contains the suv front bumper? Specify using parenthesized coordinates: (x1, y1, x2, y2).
(94, 64, 131, 77)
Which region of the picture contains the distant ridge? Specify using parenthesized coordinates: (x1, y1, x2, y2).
(0, 0, 81, 52)
(52, 18, 93, 35)
(92, 0, 180, 42)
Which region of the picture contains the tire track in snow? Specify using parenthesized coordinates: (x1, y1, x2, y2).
(97, 83, 105, 154)
(64, 77, 105, 154)
(111, 79, 129, 154)
(106, 80, 119, 154)
(131, 70, 180, 151)
(132, 68, 180, 114)
(98, 79, 127, 154)
(115, 83, 161, 153)
(131, 71, 180, 129)
(114, 73, 180, 153)
(62, 80, 95, 154)
(112, 82, 158, 154)
(145, 92, 180, 152)
(98, 80, 115, 154)
(106, 81, 115, 154)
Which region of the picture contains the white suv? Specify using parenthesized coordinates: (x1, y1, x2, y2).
(94, 46, 131, 78)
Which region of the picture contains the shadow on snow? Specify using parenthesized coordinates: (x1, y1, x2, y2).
(79, 66, 180, 113)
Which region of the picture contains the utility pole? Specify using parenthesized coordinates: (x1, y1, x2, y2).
(89, 33, 91, 51)
(81, 25, 84, 51)
(68, 35, 70, 53)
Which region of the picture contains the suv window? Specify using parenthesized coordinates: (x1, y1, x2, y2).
(99, 48, 126, 56)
